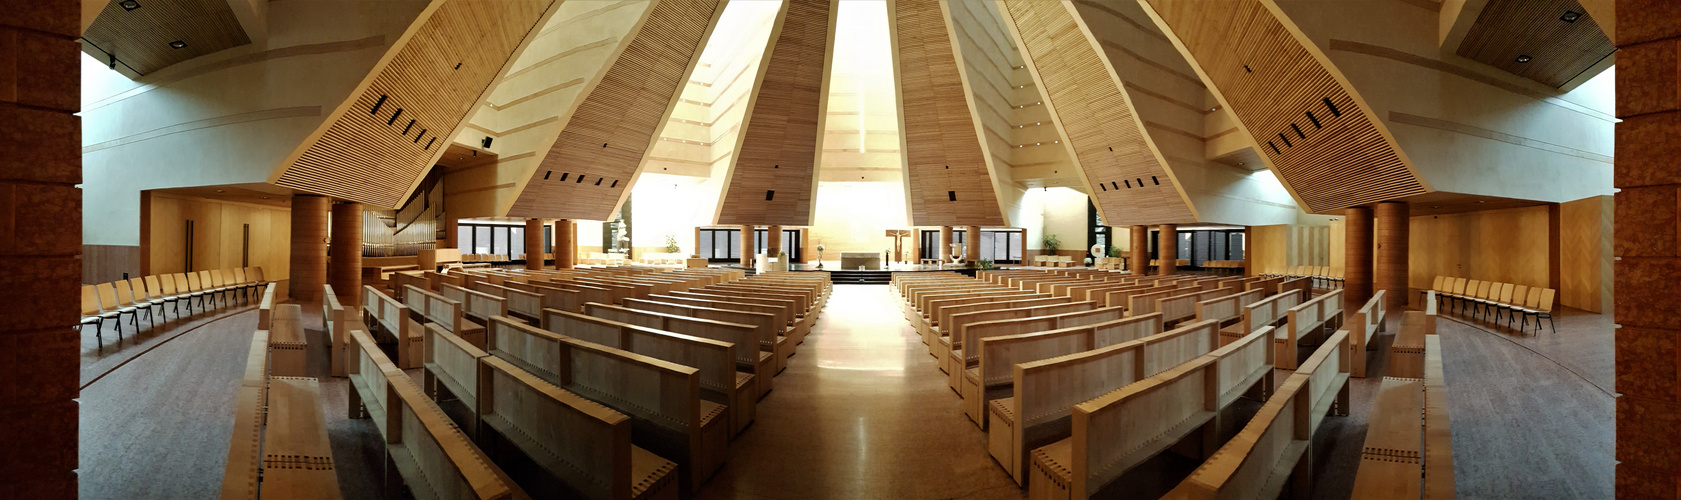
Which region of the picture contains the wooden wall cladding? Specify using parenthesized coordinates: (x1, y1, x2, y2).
(714, 0, 838, 227)
(1455, 0, 1614, 89)
(1140, 0, 1429, 213)
(81, 0, 252, 76)
(1557, 196, 1609, 312)
(277, 0, 558, 209)
(1406, 205, 1551, 292)
(508, 0, 726, 220)
(1002, 0, 1196, 226)
(890, 0, 1006, 227)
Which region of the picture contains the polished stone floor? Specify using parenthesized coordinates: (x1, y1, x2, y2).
(75, 284, 1615, 499)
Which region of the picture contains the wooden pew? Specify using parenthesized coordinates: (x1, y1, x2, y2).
(937, 297, 1080, 374)
(581, 302, 762, 432)
(1351, 337, 1456, 500)
(1349, 290, 1387, 378)
(221, 331, 271, 499)
(621, 299, 779, 396)
(323, 285, 353, 377)
(1155, 288, 1237, 327)
(257, 282, 277, 330)
(670, 290, 808, 345)
(1389, 311, 1431, 379)
(500, 280, 584, 314)
(921, 292, 1054, 353)
(964, 313, 1163, 429)
(484, 316, 717, 493)
(992, 319, 1232, 484)
(440, 283, 506, 330)
(269, 304, 308, 377)
(470, 281, 545, 324)
(644, 295, 793, 374)
(362, 285, 421, 369)
(405, 284, 486, 350)
(1164, 330, 1351, 500)
(1194, 288, 1265, 328)
(543, 308, 738, 454)
(1221, 289, 1304, 346)
(1279, 289, 1343, 370)
(223, 330, 346, 499)
(391, 270, 430, 296)
(1025, 324, 1279, 498)
(951, 305, 1124, 394)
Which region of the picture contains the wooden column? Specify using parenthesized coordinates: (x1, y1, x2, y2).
(0, 3, 80, 492)
(965, 226, 981, 263)
(555, 220, 576, 269)
(329, 202, 363, 306)
(443, 216, 459, 248)
(1374, 202, 1409, 310)
(739, 225, 755, 268)
(289, 195, 330, 302)
(1158, 224, 1177, 275)
(1614, 12, 1681, 494)
(767, 225, 783, 260)
(1131, 225, 1148, 274)
(1344, 207, 1374, 310)
(939, 226, 953, 262)
(525, 219, 545, 270)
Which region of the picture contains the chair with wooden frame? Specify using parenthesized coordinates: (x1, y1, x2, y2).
(146, 275, 182, 321)
(1423, 276, 1445, 307)
(177, 273, 206, 312)
(1498, 285, 1529, 328)
(1516, 288, 1556, 335)
(1467, 281, 1497, 321)
(79, 285, 117, 346)
(94, 283, 134, 342)
(159, 274, 189, 317)
(112, 279, 153, 329)
(203, 270, 230, 309)
(129, 278, 167, 325)
(1450, 279, 1478, 315)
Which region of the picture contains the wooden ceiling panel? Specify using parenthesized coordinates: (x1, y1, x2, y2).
(1001, 0, 1196, 226)
(890, 0, 1007, 227)
(714, 0, 838, 227)
(81, 0, 253, 76)
(1455, 0, 1615, 88)
(1141, 0, 1430, 213)
(507, 0, 725, 220)
(275, 0, 558, 209)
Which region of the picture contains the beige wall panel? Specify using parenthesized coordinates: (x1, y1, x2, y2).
(1407, 205, 1551, 291)
(147, 195, 291, 279)
(1560, 195, 1611, 313)
(1250, 224, 1289, 274)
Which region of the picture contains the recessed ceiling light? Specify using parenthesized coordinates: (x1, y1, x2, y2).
(1432, 205, 1440, 209)
(1237, 162, 1246, 166)
(120, 0, 139, 10)
(262, 197, 270, 200)
(169, 40, 186, 49)
(1515, 55, 1532, 63)
(1478, 200, 1486, 204)
(1560, 10, 1581, 22)
(215, 189, 224, 193)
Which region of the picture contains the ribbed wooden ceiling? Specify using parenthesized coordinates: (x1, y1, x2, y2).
(1456, 0, 1614, 88)
(507, 0, 727, 220)
(714, 0, 838, 227)
(1141, 0, 1430, 213)
(1002, 0, 1197, 226)
(275, 0, 557, 208)
(891, 0, 1007, 227)
(81, 0, 252, 76)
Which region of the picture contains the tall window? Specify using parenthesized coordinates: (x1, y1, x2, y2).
(918, 228, 1021, 263)
(699, 228, 741, 263)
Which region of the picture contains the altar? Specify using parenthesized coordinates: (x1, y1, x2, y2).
(839, 252, 883, 271)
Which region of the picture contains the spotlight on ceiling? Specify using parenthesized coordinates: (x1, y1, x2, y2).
(120, 0, 140, 11)
(169, 40, 186, 49)
(1560, 10, 1581, 22)
(1515, 54, 1532, 63)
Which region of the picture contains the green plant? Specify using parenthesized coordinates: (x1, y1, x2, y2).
(1042, 234, 1061, 254)
(978, 259, 995, 271)
(664, 234, 680, 253)
(1109, 247, 1122, 258)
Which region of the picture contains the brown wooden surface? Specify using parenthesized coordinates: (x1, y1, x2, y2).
(1376, 201, 1409, 310)
(289, 195, 329, 302)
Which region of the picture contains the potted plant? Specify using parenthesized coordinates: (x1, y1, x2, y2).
(1042, 234, 1061, 255)
(815, 244, 825, 269)
(664, 234, 679, 254)
(978, 259, 995, 271)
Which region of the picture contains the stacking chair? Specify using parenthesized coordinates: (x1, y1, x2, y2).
(145, 275, 180, 321)
(163, 274, 191, 316)
(232, 268, 257, 303)
(79, 285, 110, 343)
(208, 270, 233, 307)
(1500, 285, 1529, 328)
(94, 283, 134, 340)
(178, 273, 206, 312)
(199, 271, 224, 309)
(1469, 281, 1496, 320)
(1517, 289, 1556, 335)
(1482, 283, 1513, 325)
(1424, 276, 1445, 306)
(1449, 279, 1476, 315)
(128, 278, 165, 326)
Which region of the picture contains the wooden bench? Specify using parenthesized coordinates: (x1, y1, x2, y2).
(1194, 288, 1265, 328)
(938, 297, 1081, 374)
(994, 319, 1232, 484)
(950, 305, 1123, 393)
(581, 302, 762, 432)
(222, 330, 346, 499)
(1350, 335, 1455, 499)
(469, 281, 545, 324)
(483, 316, 717, 493)
(645, 295, 793, 374)
(921, 292, 1054, 353)
(405, 284, 486, 350)
(1221, 289, 1303, 345)
(500, 280, 584, 314)
(1349, 290, 1387, 378)
(1389, 311, 1432, 379)
(672, 290, 808, 345)
(269, 304, 308, 377)
(1026, 324, 1278, 498)
(440, 283, 506, 330)
(964, 313, 1163, 429)
(1156, 288, 1237, 327)
(257, 282, 277, 330)
(1164, 330, 1351, 500)
(362, 285, 421, 369)
(1279, 289, 1343, 370)
(621, 299, 779, 396)
(323, 285, 353, 378)
(543, 309, 736, 466)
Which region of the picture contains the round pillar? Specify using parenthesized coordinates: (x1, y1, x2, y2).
(1158, 224, 1178, 275)
(1344, 207, 1374, 310)
(767, 225, 783, 261)
(740, 225, 755, 268)
(289, 195, 329, 302)
(329, 202, 363, 305)
(1131, 225, 1148, 274)
(939, 226, 954, 262)
(555, 220, 576, 269)
(1375, 202, 1410, 310)
(525, 219, 545, 270)
(965, 226, 981, 264)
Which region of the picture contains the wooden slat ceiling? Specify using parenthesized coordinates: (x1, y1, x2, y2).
(1141, 0, 1430, 213)
(891, 0, 1006, 227)
(81, 0, 252, 76)
(714, 0, 837, 227)
(1455, 0, 1614, 88)
(275, 0, 558, 209)
(507, 0, 726, 220)
(1001, 0, 1196, 226)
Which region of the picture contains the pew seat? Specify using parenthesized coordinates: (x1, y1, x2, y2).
(260, 376, 341, 499)
(269, 304, 307, 377)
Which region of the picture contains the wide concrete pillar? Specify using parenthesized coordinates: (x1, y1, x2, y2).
(740, 225, 755, 268)
(965, 226, 981, 263)
(525, 219, 545, 269)
(554, 220, 576, 269)
(1131, 225, 1148, 274)
(290, 195, 330, 302)
(1344, 207, 1374, 310)
(0, 5, 81, 493)
(1158, 224, 1177, 275)
(329, 202, 363, 306)
(767, 225, 783, 259)
(939, 226, 954, 262)
(1374, 202, 1409, 309)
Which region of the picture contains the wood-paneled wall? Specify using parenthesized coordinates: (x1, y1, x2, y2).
(145, 194, 291, 282)
(1250, 224, 1289, 274)
(1406, 205, 1551, 293)
(83, 245, 140, 285)
(1560, 196, 1611, 313)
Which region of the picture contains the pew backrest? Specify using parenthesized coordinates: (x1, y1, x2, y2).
(477, 356, 631, 500)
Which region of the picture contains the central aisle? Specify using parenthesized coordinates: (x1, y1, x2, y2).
(697, 285, 1026, 499)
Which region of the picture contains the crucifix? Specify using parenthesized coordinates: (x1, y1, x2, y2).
(885, 229, 912, 264)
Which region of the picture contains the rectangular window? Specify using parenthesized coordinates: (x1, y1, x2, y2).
(510, 227, 525, 260)
(473, 226, 492, 255)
